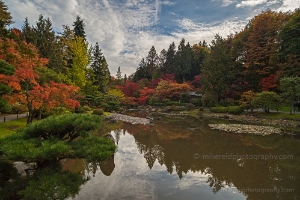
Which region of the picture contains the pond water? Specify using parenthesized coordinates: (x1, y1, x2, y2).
(64, 115, 300, 200)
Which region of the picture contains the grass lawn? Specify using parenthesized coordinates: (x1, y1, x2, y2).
(252, 111, 300, 120)
(0, 118, 27, 138)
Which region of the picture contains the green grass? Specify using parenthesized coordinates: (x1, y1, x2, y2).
(0, 118, 27, 138)
(254, 111, 300, 120)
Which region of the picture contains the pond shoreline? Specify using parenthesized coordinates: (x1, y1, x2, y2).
(201, 112, 300, 128)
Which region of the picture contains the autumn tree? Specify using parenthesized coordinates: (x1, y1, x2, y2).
(155, 80, 192, 100)
(0, 60, 15, 113)
(239, 90, 256, 112)
(244, 10, 288, 81)
(0, 36, 80, 124)
(137, 87, 155, 105)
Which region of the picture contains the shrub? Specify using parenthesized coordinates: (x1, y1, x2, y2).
(228, 106, 244, 115)
(93, 109, 104, 115)
(209, 106, 244, 115)
(185, 103, 196, 111)
(74, 106, 86, 113)
(82, 106, 92, 112)
(201, 93, 217, 107)
(108, 101, 121, 112)
(180, 93, 190, 103)
(23, 114, 102, 140)
(190, 98, 202, 107)
(209, 107, 228, 113)
(199, 107, 204, 111)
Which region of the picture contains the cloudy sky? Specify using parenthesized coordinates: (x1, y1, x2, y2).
(5, 0, 300, 76)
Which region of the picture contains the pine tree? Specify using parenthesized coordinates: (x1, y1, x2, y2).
(116, 66, 122, 80)
(73, 15, 86, 39)
(164, 42, 176, 74)
(91, 42, 110, 92)
(0, 0, 13, 26)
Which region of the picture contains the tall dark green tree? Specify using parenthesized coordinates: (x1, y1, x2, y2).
(73, 15, 86, 39)
(163, 42, 176, 74)
(201, 34, 236, 101)
(133, 58, 151, 82)
(0, 0, 12, 26)
(0, 0, 13, 37)
(278, 8, 300, 77)
(91, 42, 110, 92)
(22, 15, 64, 72)
(146, 46, 159, 79)
(174, 39, 192, 82)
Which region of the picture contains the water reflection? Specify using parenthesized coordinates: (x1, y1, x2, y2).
(69, 115, 300, 200)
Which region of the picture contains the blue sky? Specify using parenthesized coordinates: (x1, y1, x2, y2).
(5, 0, 300, 76)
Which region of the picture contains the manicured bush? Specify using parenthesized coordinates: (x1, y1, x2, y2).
(108, 101, 121, 112)
(93, 109, 104, 115)
(209, 106, 228, 113)
(22, 114, 102, 140)
(209, 106, 244, 115)
(0, 114, 116, 165)
(82, 105, 92, 112)
(228, 106, 244, 115)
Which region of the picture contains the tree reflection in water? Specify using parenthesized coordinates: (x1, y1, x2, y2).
(117, 115, 300, 200)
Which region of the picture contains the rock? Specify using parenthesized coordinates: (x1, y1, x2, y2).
(107, 113, 151, 125)
(208, 124, 283, 136)
(13, 161, 37, 177)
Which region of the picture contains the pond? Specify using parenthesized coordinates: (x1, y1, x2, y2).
(63, 114, 300, 200)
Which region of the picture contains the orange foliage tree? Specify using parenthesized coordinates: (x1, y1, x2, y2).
(155, 80, 192, 100)
(0, 37, 79, 124)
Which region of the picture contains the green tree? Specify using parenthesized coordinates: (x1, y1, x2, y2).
(279, 76, 300, 112)
(27, 15, 64, 72)
(146, 46, 159, 80)
(73, 15, 86, 39)
(252, 91, 282, 113)
(278, 8, 300, 77)
(201, 35, 236, 102)
(91, 42, 110, 92)
(174, 38, 192, 82)
(163, 42, 176, 74)
(67, 36, 90, 88)
(115, 66, 122, 85)
(0, 0, 12, 37)
(0, 60, 15, 113)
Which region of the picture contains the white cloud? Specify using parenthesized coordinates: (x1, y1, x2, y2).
(236, 0, 268, 8)
(4, 0, 300, 77)
(277, 0, 300, 11)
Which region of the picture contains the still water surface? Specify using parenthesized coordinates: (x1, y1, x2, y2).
(65, 115, 300, 200)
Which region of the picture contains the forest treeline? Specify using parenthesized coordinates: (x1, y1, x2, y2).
(132, 8, 300, 103)
(0, 0, 300, 121)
